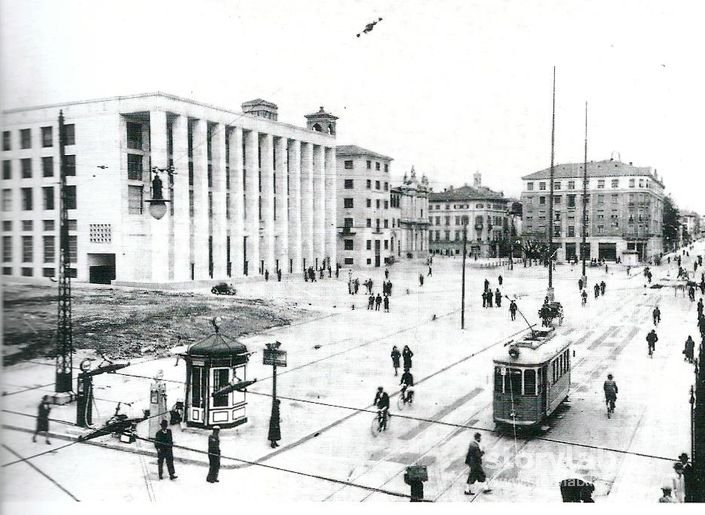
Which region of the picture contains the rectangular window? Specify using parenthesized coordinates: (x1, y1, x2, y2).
(375, 180, 380, 190)
(343, 198, 353, 208)
(21, 187, 33, 210)
(568, 180, 575, 189)
(65, 185, 76, 209)
(42, 156, 54, 177)
(554, 181, 561, 190)
(384, 164, 389, 173)
(2, 160, 10, 180)
(384, 219, 388, 229)
(344, 239, 354, 250)
(20, 129, 31, 149)
(43, 220, 55, 231)
(366, 239, 372, 250)
(64, 124, 75, 146)
(366, 179, 371, 189)
(384, 239, 388, 250)
(22, 267, 33, 277)
(568, 226, 575, 237)
(344, 160, 353, 169)
(65, 155, 76, 176)
(128, 185, 143, 214)
(43, 187, 54, 210)
(567, 194, 576, 208)
(597, 179, 605, 189)
(384, 200, 388, 209)
(366, 198, 371, 208)
(21, 158, 32, 178)
(212, 368, 230, 407)
(344, 257, 354, 265)
(43, 268, 54, 277)
(43, 235, 55, 263)
(611, 179, 619, 188)
(68, 235, 77, 262)
(527, 182, 534, 191)
(375, 162, 380, 171)
(366, 218, 371, 228)
(2, 236, 11, 262)
(41, 126, 53, 147)
(554, 196, 561, 204)
(508, 369, 522, 395)
(539, 196, 546, 205)
(384, 182, 388, 191)
(22, 235, 32, 262)
(629, 178, 635, 188)
(343, 218, 353, 228)
(344, 179, 353, 189)
(127, 154, 143, 180)
(597, 194, 605, 204)
(127, 122, 142, 150)
(539, 181, 546, 190)
(2, 131, 10, 151)
(366, 160, 371, 169)
(2, 220, 11, 231)
(376, 199, 380, 209)
(524, 369, 537, 396)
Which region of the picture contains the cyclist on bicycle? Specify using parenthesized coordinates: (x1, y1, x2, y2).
(646, 329, 658, 356)
(400, 368, 415, 404)
(373, 386, 390, 431)
(603, 374, 618, 413)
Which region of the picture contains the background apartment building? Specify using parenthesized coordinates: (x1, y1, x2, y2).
(428, 173, 510, 258)
(335, 145, 398, 267)
(1, 93, 337, 284)
(520, 158, 665, 263)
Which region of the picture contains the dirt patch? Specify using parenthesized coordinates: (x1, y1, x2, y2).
(2, 283, 312, 365)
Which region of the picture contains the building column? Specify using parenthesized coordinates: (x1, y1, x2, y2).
(149, 110, 169, 283)
(228, 127, 244, 277)
(300, 142, 314, 269)
(274, 136, 288, 274)
(260, 133, 275, 274)
(288, 140, 302, 273)
(244, 130, 259, 276)
(171, 115, 190, 281)
(324, 146, 336, 267)
(312, 145, 325, 268)
(211, 123, 227, 278)
(192, 119, 209, 280)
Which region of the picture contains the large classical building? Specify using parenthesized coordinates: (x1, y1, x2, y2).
(679, 210, 701, 243)
(520, 158, 665, 263)
(335, 145, 398, 267)
(391, 167, 430, 259)
(428, 173, 510, 258)
(1, 92, 337, 284)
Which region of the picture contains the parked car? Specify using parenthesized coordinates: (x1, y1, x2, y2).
(211, 283, 237, 295)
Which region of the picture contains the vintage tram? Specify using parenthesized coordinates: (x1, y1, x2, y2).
(493, 326, 571, 428)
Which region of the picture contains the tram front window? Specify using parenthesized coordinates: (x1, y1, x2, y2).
(494, 367, 504, 392)
(524, 369, 536, 396)
(508, 368, 522, 395)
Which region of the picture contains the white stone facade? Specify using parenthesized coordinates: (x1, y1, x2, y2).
(1, 92, 337, 284)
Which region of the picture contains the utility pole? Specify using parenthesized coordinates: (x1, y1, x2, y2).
(547, 67, 556, 302)
(461, 218, 468, 329)
(581, 101, 588, 287)
(55, 110, 74, 401)
(692, 339, 705, 502)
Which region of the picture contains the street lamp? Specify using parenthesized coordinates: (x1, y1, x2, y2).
(146, 166, 175, 220)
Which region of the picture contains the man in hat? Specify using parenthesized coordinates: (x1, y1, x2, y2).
(154, 419, 177, 480)
(678, 453, 695, 502)
(659, 485, 675, 502)
(206, 426, 221, 483)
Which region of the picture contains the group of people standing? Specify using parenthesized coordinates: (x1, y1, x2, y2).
(153, 419, 222, 484)
(482, 276, 503, 308)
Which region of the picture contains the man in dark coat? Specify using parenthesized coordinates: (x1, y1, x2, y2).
(600, 281, 606, 295)
(391, 346, 401, 376)
(646, 329, 658, 355)
(509, 300, 518, 321)
(368, 294, 375, 310)
(154, 419, 177, 480)
(679, 453, 695, 502)
(33, 395, 51, 444)
(375, 293, 382, 311)
(419, 273, 424, 286)
(277, 268, 282, 282)
(383, 294, 390, 313)
(594, 283, 600, 299)
(268, 399, 281, 448)
(402, 345, 414, 370)
(653, 306, 661, 325)
(464, 432, 487, 495)
(487, 290, 493, 307)
(482, 291, 487, 308)
(495, 288, 502, 308)
(484, 278, 490, 292)
(578, 278, 584, 291)
(206, 426, 221, 483)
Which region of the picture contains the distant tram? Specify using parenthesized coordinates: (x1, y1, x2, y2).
(493, 327, 571, 428)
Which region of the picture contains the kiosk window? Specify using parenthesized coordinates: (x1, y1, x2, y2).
(212, 368, 230, 407)
(524, 369, 536, 396)
(192, 367, 206, 409)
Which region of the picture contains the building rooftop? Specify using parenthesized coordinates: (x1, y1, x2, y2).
(336, 144, 393, 161)
(522, 159, 663, 187)
(428, 185, 507, 202)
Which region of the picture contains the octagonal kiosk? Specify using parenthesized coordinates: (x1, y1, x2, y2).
(180, 325, 251, 428)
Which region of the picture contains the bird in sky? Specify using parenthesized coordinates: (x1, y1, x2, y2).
(357, 17, 383, 37)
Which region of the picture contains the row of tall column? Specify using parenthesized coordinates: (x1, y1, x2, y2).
(148, 111, 336, 283)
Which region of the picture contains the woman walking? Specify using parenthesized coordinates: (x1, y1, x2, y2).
(391, 346, 401, 376)
(402, 345, 414, 371)
(33, 395, 52, 444)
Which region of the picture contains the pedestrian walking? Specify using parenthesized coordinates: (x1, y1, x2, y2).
(268, 399, 281, 448)
(578, 278, 584, 291)
(383, 294, 390, 312)
(684, 336, 695, 363)
(647, 329, 658, 355)
(206, 426, 221, 483)
(277, 268, 282, 282)
(388, 281, 393, 296)
(594, 283, 600, 299)
(154, 419, 177, 480)
(391, 346, 401, 376)
(265, 269, 269, 281)
(368, 278, 374, 294)
(600, 280, 606, 295)
(482, 290, 487, 308)
(627, 265, 631, 276)
(498, 275, 503, 286)
(484, 278, 490, 292)
(581, 289, 588, 306)
(354, 278, 360, 294)
(419, 273, 424, 287)
(32, 395, 52, 444)
(697, 298, 704, 317)
(653, 306, 661, 325)
(464, 432, 488, 495)
(509, 299, 517, 321)
(385, 267, 389, 279)
(402, 345, 414, 370)
(689, 285, 696, 302)
(427, 265, 432, 277)
(336, 262, 340, 278)
(495, 288, 502, 308)
(487, 290, 493, 307)
(672, 462, 685, 503)
(328, 265, 332, 278)
(368, 294, 374, 310)
(375, 293, 382, 311)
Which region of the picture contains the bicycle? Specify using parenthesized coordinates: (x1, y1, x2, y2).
(606, 397, 615, 418)
(397, 386, 414, 410)
(370, 408, 390, 436)
(648, 344, 654, 358)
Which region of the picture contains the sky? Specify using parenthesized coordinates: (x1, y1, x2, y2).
(1, 0, 704, 213)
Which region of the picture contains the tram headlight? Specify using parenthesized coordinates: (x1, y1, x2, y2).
(508, 346, 520, 359)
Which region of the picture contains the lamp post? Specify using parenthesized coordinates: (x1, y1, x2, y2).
(146, 166, 175, 220)
(461, 216, 468, 330)
(263, 341, 287, 447)
(581, 101, 588, 287)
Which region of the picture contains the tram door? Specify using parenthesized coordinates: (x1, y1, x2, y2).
(539, 364, 549, 414)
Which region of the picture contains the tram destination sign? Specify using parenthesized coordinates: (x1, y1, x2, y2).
(263, 349, 288, 367)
